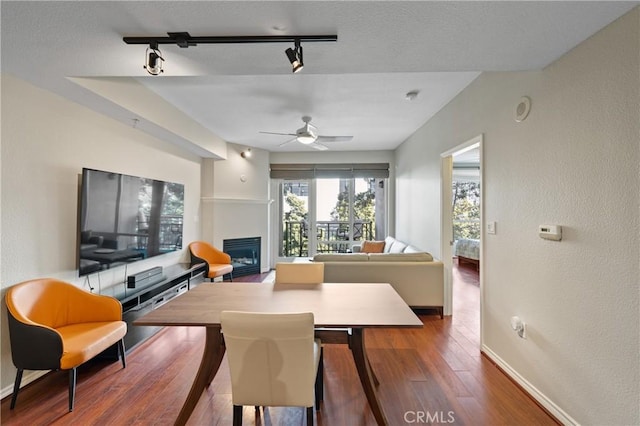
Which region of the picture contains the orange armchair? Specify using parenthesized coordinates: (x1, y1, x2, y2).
(5, 278, 127, 412)
(189, 241, 234, 282)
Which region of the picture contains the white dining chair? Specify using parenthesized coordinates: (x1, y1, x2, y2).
(275, 262, 324, 284)
(274, 262, 381, 387)
(220, 311, 323, 426)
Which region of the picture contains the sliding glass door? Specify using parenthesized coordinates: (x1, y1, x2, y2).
(278, 177, 385, 258)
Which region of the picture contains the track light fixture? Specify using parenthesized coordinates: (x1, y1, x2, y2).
(285, 39, 303, 73)
(144, 42, 164, 75)
(124, 32, 337, 74)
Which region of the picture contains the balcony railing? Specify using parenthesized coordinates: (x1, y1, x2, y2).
(136, 214, 183, 251)
(283, 220, 373, 257)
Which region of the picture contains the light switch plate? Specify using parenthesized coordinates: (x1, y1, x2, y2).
(487, 221, 496, 235)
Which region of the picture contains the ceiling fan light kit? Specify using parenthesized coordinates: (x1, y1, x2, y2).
(297, 134, 316, 144)
(259, 116, 353, 151)
(295, 116, 317, 144)
(123, 32, 336, 75)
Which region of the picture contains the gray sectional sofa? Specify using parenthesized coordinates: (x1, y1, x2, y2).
(313, 236, 444, 317)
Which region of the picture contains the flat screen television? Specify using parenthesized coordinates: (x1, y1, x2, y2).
(78, 168, 184, 276)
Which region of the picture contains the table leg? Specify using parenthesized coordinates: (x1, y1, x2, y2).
(350, 327, 387, 425)
(368, 355, 380, 386)
(317, 328, 379, 386)
(175, 327, 225, 426)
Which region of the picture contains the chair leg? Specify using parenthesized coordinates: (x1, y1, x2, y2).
(118, 338, 127, 368)
(69, 367, 77, 412)
(10, 369, 23, 409)
(233, 405, 243, 426)
(306, 406, 314, 426)
(315, 347, 324, 408)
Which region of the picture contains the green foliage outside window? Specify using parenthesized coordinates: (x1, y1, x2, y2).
(452, 181, 480, 240)
(330, 179, 376, 240)
(283, 191, 308, 256)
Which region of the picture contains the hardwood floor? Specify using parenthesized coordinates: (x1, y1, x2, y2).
(1, 267, 558, 425)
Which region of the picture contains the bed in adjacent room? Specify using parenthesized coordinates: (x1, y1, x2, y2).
(453, 238, 480, 270)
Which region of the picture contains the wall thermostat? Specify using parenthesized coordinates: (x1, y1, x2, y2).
(539, 225, 562, 241)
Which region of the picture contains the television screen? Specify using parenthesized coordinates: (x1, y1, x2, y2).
(78, 168, 184, 276)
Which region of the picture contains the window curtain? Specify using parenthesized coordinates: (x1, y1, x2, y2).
(452, 166, 480, 183)
(270, 163, 389, 179)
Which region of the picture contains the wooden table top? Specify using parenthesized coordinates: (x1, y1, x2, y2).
(134, 282, 423, 329)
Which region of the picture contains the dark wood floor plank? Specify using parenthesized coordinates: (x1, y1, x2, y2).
(1, 264, 558, 425)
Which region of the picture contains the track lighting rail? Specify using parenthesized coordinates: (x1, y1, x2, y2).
(123, 32, 337, 47)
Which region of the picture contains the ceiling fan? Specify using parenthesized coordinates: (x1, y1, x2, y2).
(260, 116, 353, 150)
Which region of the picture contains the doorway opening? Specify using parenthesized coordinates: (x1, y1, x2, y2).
(452, 150, 480, 271)
(441, 135, 482, 344)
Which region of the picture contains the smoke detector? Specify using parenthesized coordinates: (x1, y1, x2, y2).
(405, 90, 419, 101)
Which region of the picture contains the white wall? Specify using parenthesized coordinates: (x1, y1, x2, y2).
(0, 74, 203, 395)
(205, 143, 271, 272)
(395, 9, 639, 425)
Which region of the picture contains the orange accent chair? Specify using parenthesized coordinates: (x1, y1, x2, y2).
(5, 278, 127, 412)
(189, 241, 234, 282)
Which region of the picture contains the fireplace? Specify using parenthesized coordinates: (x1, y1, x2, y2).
(223, 237, 261, 277)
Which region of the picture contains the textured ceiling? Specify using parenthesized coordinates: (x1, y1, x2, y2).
(2, 1, 637, 155)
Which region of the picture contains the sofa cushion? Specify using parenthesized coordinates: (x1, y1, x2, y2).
(403, 245, 423, 253)
(361, 240, 385, 253)
(383, 236, 396, 253)
(368, 252, 434, 262)
(313, 253, 369, 262)
(388, 240, 408, 253)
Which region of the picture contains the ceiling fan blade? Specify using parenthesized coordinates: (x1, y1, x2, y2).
(315, 135, 353, 143)
(260, 131, 297, 137)
(278, 137, 298, 147)
(309, 142, 329, 151)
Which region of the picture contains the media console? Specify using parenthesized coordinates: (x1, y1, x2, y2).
(100, 262, 207, 353)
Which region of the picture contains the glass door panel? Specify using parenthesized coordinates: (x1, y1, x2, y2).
(353, 178, 377, 242)
(280, 180, 309, 257)
(316, 179, 351, 253)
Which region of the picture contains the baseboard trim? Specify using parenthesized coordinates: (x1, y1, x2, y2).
(1, 370, 49, 401)
(481, 344, 578, 426)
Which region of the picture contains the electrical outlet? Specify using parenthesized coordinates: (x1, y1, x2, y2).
(510, 316, 526, 339)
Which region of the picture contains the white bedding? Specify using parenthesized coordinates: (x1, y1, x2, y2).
(453, 238, 480, 260)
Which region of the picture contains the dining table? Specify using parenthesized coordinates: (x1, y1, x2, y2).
(134, 281, 423, 425)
